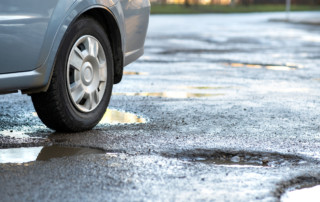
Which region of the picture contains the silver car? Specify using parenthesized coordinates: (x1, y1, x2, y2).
(0, 0, 150, 132)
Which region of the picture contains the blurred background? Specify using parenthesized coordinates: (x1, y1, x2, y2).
(150, 0, 320, 14)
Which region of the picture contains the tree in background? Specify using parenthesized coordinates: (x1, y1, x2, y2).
(184, 0, 190, 7)
(161, 0, 167, 5)
(230, 0, 236, 6)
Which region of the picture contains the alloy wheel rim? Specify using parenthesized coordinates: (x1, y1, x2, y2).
(66, 35, 107, 112)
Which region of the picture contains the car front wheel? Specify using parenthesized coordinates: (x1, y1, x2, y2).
(31, 17, 114, 132)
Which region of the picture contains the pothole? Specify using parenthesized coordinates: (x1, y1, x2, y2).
(99, 109, 146, 124)
(123, 71, 149, 75)
(159, 48, 242, 55)
(113, 92, 224, 99)
(182, 86, 234, 90)
(0, 145, 105, 164)
(33, 109, 147, 125)
(226, 62, 303, 71)
(281, 185, 320, 202)
(162, 150, 309, 168)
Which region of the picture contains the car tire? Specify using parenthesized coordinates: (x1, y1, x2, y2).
(31, 16, 114, 132)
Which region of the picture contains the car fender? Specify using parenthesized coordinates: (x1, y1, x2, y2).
(33, 0, 125, 93)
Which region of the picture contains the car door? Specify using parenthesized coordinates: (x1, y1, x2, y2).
(0, 0, 58, 74)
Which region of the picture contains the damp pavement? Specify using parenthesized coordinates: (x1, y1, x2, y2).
(1, 11, 320, 201)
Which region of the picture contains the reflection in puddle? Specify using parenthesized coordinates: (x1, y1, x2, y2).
(99, 109, 146, 124)
(123, 71, 148, 75)
(227, 63, 303, 71)
(0, 145, 105, 164)
(113, 92, 224, 99)
(34, 109, 146, 125)
(0, 147, 43, 163)
(282, 185, 320, 202)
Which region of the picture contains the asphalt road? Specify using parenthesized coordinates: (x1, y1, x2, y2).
(1, 12, 320, 201)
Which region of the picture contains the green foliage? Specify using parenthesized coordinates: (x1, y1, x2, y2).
(150, 4, 320, 14)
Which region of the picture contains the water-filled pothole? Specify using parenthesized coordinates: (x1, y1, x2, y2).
(33, 109, 146, 126)
(281, 185, 320, 202)
(182, 86, 233, 90)
(227, 63, 303, 71)
(163, 150, 308, 168)
(99, 109, 146, 124)
(123, 71, 149, 75)
(0, 145, 105, 164)
(113, 92, 224, 99)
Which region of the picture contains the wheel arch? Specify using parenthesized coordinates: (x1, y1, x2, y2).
(23, 3, 125, 94)
(81, 8, 124, 84)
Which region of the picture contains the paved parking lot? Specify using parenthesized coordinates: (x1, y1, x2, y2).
(1, 11, 320, 201)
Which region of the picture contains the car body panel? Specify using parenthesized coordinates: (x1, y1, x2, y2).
(0, 0, 59, 74)
(0, 0, 149, 94)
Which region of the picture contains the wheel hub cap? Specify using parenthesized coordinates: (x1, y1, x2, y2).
(82, 62, 94, 84)
(66, 35, 108, 112)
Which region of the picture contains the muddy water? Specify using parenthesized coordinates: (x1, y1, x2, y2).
(227, 62, 303, 71)
(182, 86, 233, 90)
(99, 109, 146, 124)
(0, 145, 105, 164)
(123, 71, 149, 75)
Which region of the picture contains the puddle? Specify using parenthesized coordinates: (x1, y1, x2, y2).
(180, 86, 236, 90)
(113, 92, 224, 99)
(99, 109, 146, 124)
(123, 71, 149, 75)
(281, 185, 320, 202)
(163, 150, 308, 168)
(34, 109, 146, 125)
(0, 147, 43, 163)
(180, 156, 268, 168)
(160, 48, 242, 55)
(0, 145, 105, 164)
(227, 63, 303, 71)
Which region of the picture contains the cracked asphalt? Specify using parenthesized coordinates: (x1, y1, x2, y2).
(1, 11, 320, 201)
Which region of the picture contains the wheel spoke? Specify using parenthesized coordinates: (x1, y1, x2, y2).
(69, 47, 83, 71)
(87, 37, 99, 57)
(94, 89, 99, 103)
(99, 61, 107, 82)
(91, 90, 99, 106)
(84, 94, 92, 110)
(70, 82, 81, 93)
(74, 91, 85, 104)
(74, 47, 84, 59)
(70, 83, 85, 104)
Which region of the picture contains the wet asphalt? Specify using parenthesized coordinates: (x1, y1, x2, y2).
(1, 12, 320, 201)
